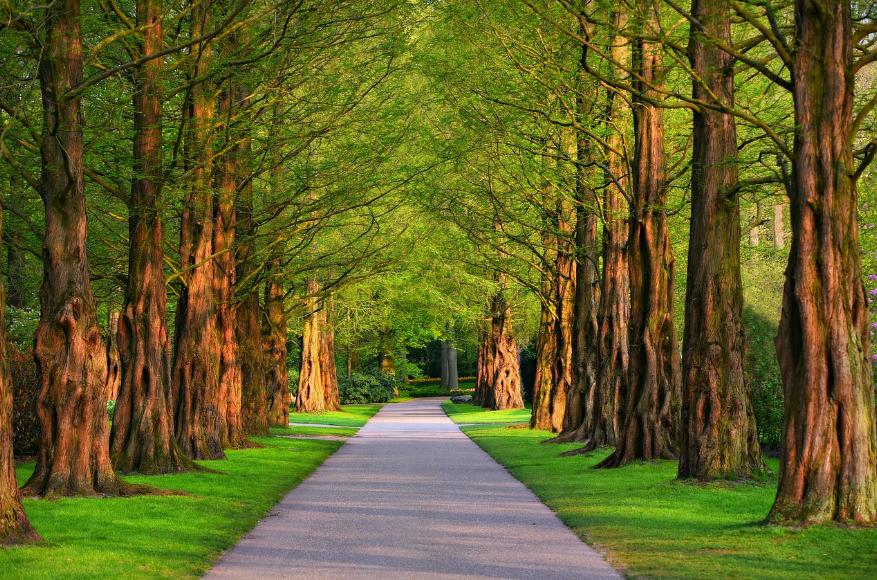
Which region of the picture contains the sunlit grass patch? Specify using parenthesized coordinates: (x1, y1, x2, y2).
(288, 403, 383, 427)
(441, 400, 532, 424)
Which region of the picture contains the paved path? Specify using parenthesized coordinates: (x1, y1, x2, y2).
(203, 398, 621, 580)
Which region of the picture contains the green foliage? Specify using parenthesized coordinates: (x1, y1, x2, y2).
(106, 399, 116, 422)
(5, 307, 39, 350)
(4, 436, 342, 579)
(397, 382, 447, 398)
(338, 371, 397, 404)
(458, 423, 877, 580)
(9, 344, 39, 456)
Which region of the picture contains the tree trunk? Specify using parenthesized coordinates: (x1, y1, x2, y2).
(549, 216, 576, 433)
(597, 0, 681, 468)
(529, 297, 556, 428)
(295, 279, 326, 413)
(440, 338, 450, 389)
(447, 337, 459, 390)
(4, 229, 25, 310)
(171, 3, 225, 461)
(749, 202, 761, 246)
(768, 0, 877, 525)
(473, 326, 494, 407)
(678, 0, 764, 481)
(773, 204, 784, 249)
(235, 143, 268, 436)
(23, 0, 126, 497)
(378, 329, 395, 375)
(104, 309, 121, 401)
(578, 13, 631, 452)
(348, 347, 360, 374)
(0, 196, 40, 543)
(319, 302, 341, 411)
(110, 0, 193, 474)
(262, 262, 289, 427)
(488, 291, 523, 411)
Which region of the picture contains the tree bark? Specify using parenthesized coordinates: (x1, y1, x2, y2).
(597, 0, 681, 468)
(295, 279, 326, 413)
(319, 301, 341, 411)
(0, 196, 40, 544)
(171, 3, 225, 461)
(110, 0, 193, 474)
(549, 216, 576, 433)
(104, 309, 121, 401)
(678, 0, 764, 481)
(768, 0, 877, 525)
(447, 336, 459, 390)
(262, 262, 289, 427)
(23, 0, 126, 497)
(488, 291, 523, 411)
(441, 338, 450, 389)
(529, 296, 556, 429)
(473, 325, 494, 407)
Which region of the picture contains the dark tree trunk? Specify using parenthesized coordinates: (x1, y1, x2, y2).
(110, 0, 193, 474)
(0, 197, 40, 544)
(488, 291, 523, 411)
(23, 0, 126, 497)
(104, 309, 121, 401)
(473, 326, 494, 407)
(262, 262, 289, 427)
(440, 338, 450, 389)
(597, 1, 681, 468)
(678, 0, 763, 481)
(236, 143, 268, 436)
(4, 230, 25, 310)
(348, 347, 360, 374)
(171, 4, 225, 461)
(447, 337, 459, 390)
(319, 301, 341, 411)
(549, 217, 576, 434)
(295, 279, 326, 413)
(768, 0, 877, 525)
(529, 296, 556, 429)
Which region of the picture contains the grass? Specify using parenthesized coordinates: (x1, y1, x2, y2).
(441, 400, 532, 424)
(3, 435, 343, 579)
(288, 403, 383, 427)
(270, 425, 358, 437)
(454, 420, 877, 580)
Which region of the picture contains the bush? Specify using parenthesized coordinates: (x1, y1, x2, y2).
(9, 344, 39, 456)
(6, 307, 40, 350)
(339, 371, 396, 404)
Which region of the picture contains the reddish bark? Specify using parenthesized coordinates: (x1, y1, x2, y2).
(23, 0, 126, 497)
(768, 0, 877, 524)
(473, 325, 494, 407)
(0, 198, 40, 543)
(319, 303, 342, 412)
(262, 264, 289, 427)
(110, 0, 193, 474)
(104, 310, 121, 401)
(295, 280, 326, 413)
(171, 4, 225, 461)
(678, 0, 763, 480)
(597, 1, 681, 468)
(549, 218, 576, 433)
(488, 291, 523, 411)
(529, 297, 556, 429)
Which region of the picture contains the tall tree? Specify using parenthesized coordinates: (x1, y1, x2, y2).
(597, 0, 681, 468)
(487, 289, 524, 411)
(677, 0, 764, 480)
(295, 279, 327, 413)
(768, 0, 877, 524)
(0, 196, 39, 543)
(23, 0, 127, 496)
(263, 259, 289, 427)
(110, 0, 192, 474)
(171, 3, 225, 461)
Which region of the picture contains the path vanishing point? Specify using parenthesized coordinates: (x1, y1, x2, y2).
(203, 398, 622, 580)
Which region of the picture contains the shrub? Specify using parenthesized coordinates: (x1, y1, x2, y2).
(339, 371, 396, 404)
(6, 307, 40, 350)
(9, 344, 39, 456)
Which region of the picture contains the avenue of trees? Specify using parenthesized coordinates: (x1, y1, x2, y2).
(1, 0, 877, 545)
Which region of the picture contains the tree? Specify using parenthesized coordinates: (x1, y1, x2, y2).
(0, 196, 39, 543)
(110, 0, 193, 474)
(262, 258, 289, 427)
(23, 0, 127, 496)
(678, 0, 763, 480)
(768, 0, 877, 524)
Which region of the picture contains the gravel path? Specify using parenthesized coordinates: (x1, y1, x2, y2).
(202, 398, 621, 580)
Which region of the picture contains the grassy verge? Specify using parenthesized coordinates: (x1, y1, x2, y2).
(442, 401, 532, 424)
(455, 421, 877, 579)
(3, 435, 343, 579)
(270, 425, 358, 437)
(288, 403, 383, 427)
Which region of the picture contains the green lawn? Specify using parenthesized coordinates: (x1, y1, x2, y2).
(288, 403, 383, 427)
(3, 435, 343, 579)
(441, 400, 532, 424)
(456, 422, 877, 580)
(270, 425, 358, 437)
